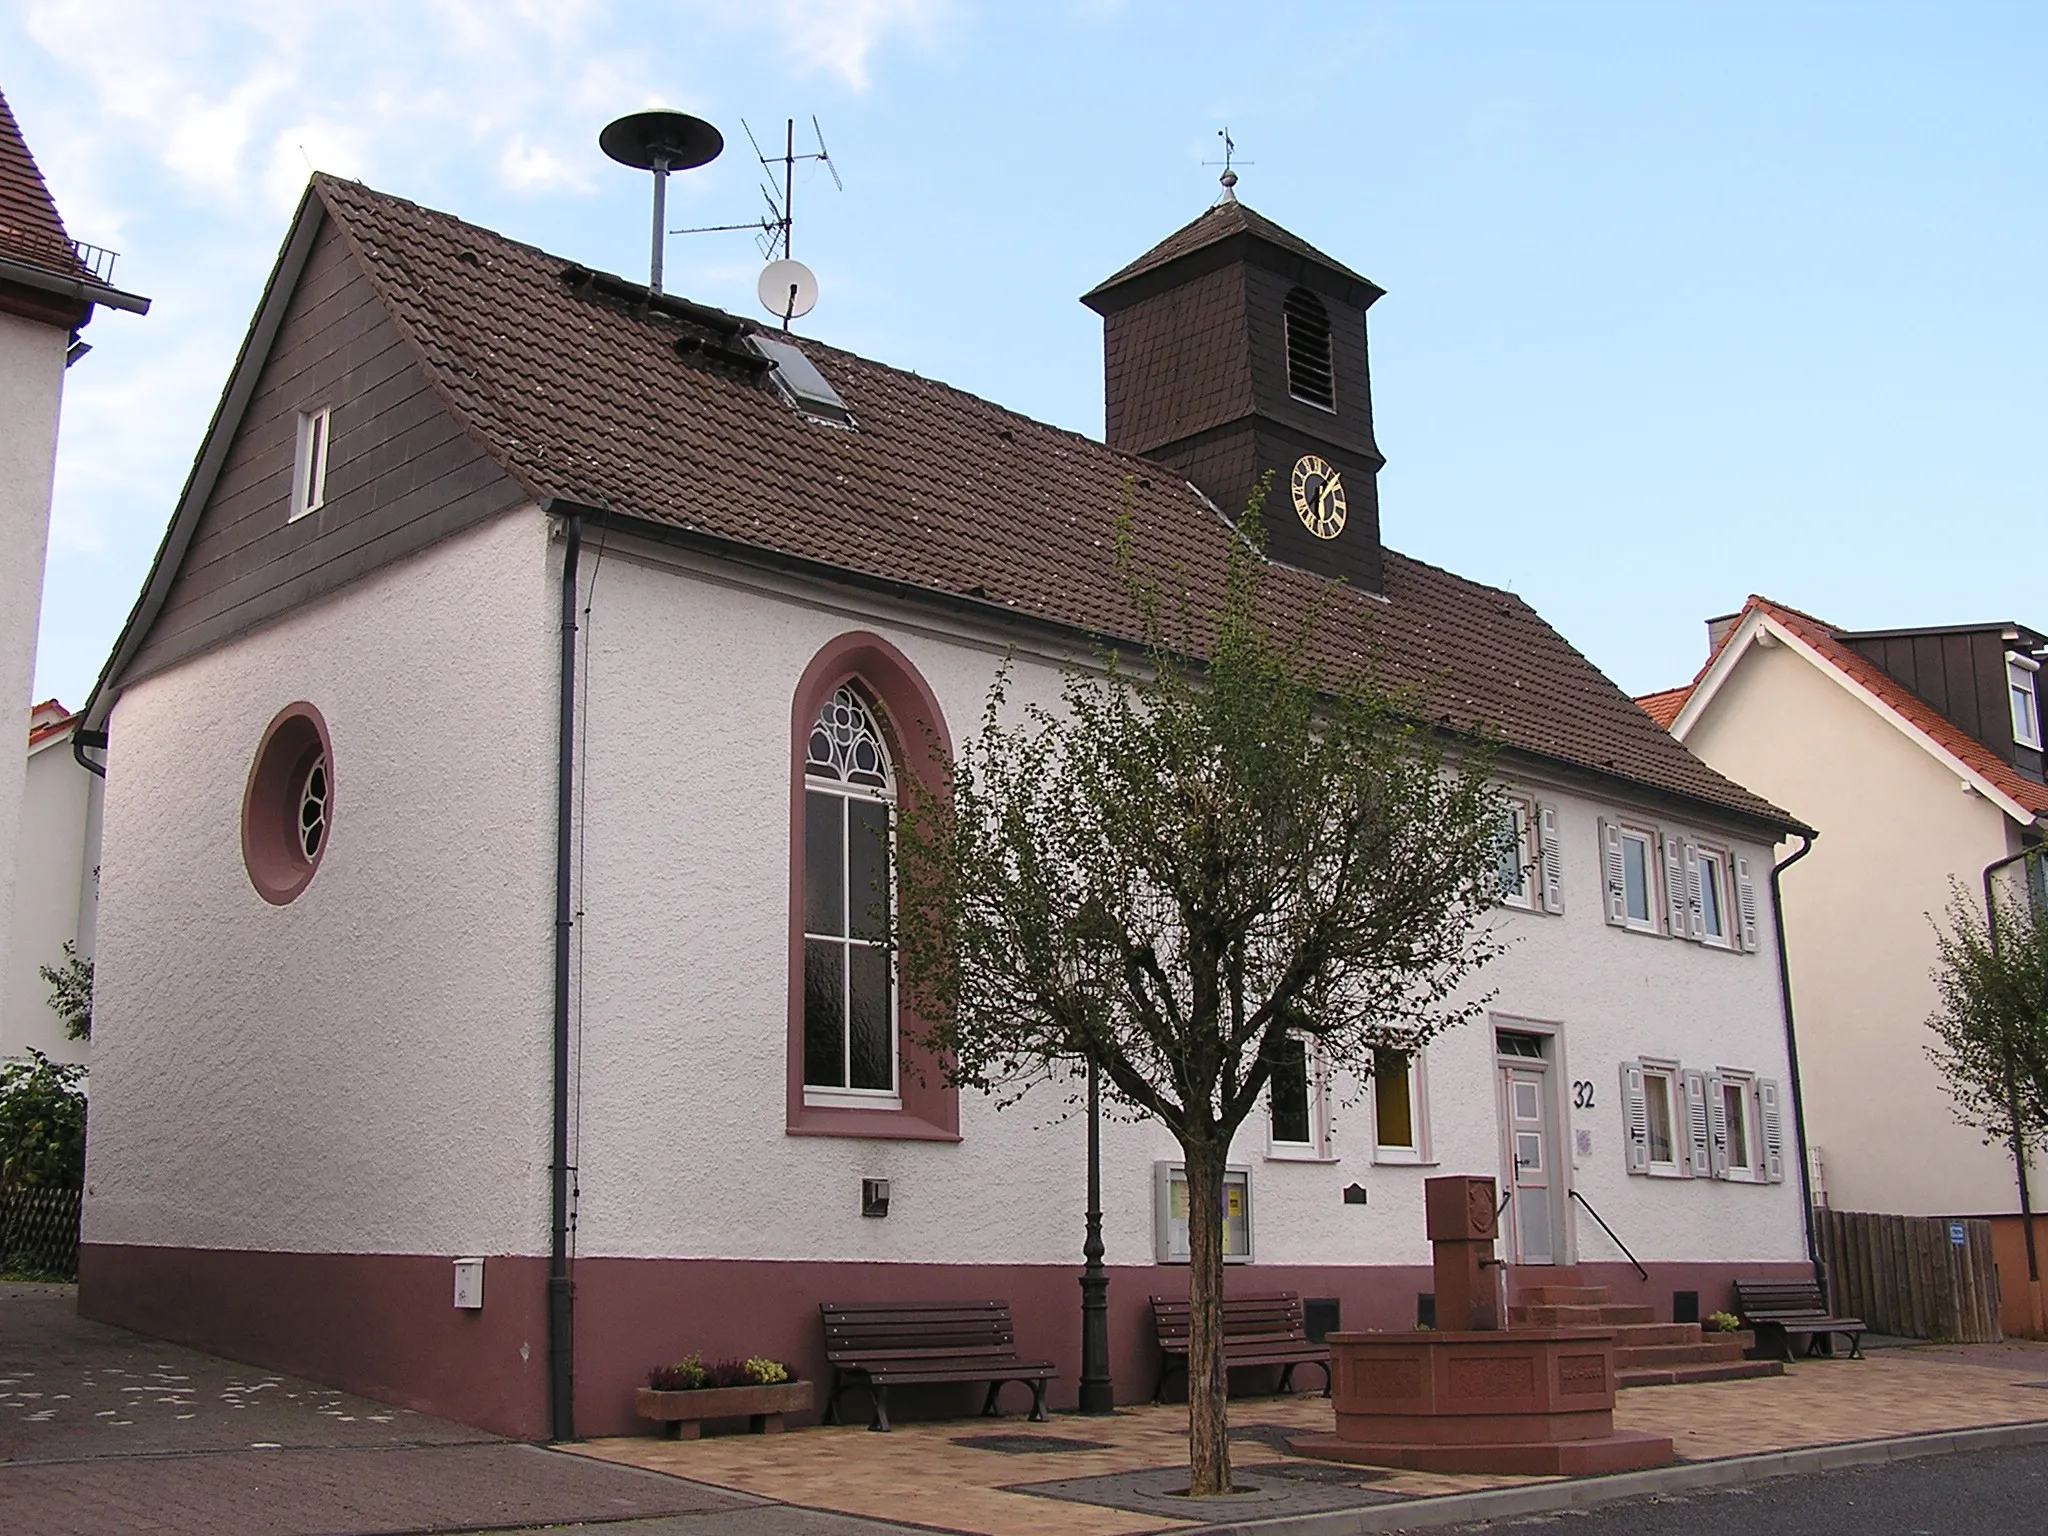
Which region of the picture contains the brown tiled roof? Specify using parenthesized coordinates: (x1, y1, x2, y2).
(1638, 596, 2048, 818)
(1083, 198, 1379, 301)
(0, 87, 85, 278)
(309, 175, 1792, 829)
(28, 699, 74, 749)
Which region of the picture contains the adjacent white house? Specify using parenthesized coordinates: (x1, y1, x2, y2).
(1, 700, 99, 1064)
(1642, 597, 2048, 1334)
(76, 175, 1812, 1439)
(0, 86, 144, 1059)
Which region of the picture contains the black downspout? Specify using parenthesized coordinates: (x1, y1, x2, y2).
(73, 727, 108, 779)
(549, 515, 583, 1442)
(1769, 831, 1821, 1282)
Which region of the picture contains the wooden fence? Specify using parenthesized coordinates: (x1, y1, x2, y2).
(1814, 1207, 2002, 1343)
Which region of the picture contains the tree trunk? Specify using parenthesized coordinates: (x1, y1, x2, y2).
(1182, 1138, 1233, 1496)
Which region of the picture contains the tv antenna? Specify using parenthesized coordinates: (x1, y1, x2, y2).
(672, 115, 842, 327)
(600, 109, 723, 295)
(1202, 127, 1253, 202)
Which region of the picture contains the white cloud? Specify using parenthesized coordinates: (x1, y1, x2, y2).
(769, 0, 948, 91)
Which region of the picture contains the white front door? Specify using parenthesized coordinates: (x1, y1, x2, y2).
(1502, 1064, 1556, 1265)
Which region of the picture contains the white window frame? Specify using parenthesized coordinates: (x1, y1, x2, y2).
(1154, 1161, 1255, 1264)
(1715, 1070, 1760, 1182)
(1371, 1046, 1432, 1165)
(290, 406, 331, 522)
(1265, 1035, 1334, 1161)
(1619, 824, 1659, 933)
(801, 687, 901, 1111)
(1499, 795, 1537, 910)
(1693, 843, 1734, 949)
(1640, 1059, 1686, 1177)
(2009, 652, 2041, 751)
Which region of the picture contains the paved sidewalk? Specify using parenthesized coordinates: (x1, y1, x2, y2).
(572, 1343, 2048, 1536)
(0, 1284, 908, 1535)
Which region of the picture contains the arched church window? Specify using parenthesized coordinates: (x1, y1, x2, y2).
(1283, 287, 1335, 411)
(802, 684, 898, 1103)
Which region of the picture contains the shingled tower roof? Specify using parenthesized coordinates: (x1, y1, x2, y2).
(0, 86, 86, 278)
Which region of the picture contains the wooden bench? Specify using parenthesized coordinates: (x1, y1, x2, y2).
(820, 1300, 1056, 1432)
(1734, 1279, 1866, 1362)
(1150, 1291, 1332, 1404)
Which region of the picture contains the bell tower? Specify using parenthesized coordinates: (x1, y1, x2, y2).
(1082, 194, 1386, 590)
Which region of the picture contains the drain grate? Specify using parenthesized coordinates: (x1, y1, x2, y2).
(952, 1433, 1113, 1454)
(1255, 1461, 1389, 1486)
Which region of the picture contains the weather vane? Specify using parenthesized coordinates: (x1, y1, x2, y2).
(1203, 128, 1253, 202)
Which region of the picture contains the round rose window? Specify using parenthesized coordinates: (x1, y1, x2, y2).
(242, 703, 333, 905)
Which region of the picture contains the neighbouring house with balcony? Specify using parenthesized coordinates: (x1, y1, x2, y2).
(1640, 598, 2048, 1334)
(76, 172, 1813, 1439)
(0, 85, 144, 1060)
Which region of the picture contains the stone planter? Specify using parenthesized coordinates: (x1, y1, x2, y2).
(634, 1380, 814, 1439)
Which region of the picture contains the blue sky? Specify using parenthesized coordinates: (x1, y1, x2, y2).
(8, 1, 2046, 710)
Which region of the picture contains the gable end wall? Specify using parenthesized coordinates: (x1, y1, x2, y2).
(121, 215, 525, 686)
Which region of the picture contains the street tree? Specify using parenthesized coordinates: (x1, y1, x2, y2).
(892, 504, 1511, 1496)
(1926, 878, 2048, 1159)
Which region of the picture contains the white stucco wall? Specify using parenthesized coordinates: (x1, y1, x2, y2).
(564, 543, 1805, 1273)
(2, 724, 97, 1064)
(1682, 633, 2039, 1216)
(0, 311, 69, 1058)
(85, 506, 559, 1256)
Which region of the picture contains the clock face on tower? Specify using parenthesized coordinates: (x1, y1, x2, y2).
(1290, 454, 1347, 540)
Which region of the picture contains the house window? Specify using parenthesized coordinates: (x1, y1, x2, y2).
(1644, 1069, 1679, 1170)
(241, 702, 333, 906)
(1268, 1036, 1313, 1148)
(1372, 1047, 1430, 1164)
(802, 685, 898, 1107)
(290, 407, 331, 521)
(1622, 1059, 1692, 1178)
(1601, 819, 1659, 931)
(1722, 1078, 1752, 1173)
(1499, 798, 1535, 909)
(1283, 287, 1335, 410)
(2009, 653, 2041, 750)
(1695, 846, 1731, 947)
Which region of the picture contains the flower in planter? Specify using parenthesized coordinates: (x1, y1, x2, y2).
(1704, 1311, 1743, 1333)
(744, 1357, 791, 1385)
(648, 1354, 709, 1391)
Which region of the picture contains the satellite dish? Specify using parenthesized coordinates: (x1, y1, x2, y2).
(758, 258, 819, 323)
(599, 110, 723, 172)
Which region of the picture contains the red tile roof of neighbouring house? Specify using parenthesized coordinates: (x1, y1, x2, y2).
(0, 87, 87, 279)
(28, 699, 74, 749)
(1637, 596, 2048, 818)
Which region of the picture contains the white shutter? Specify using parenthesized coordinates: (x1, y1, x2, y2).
(1662, 833, 1688, 937)
(1704, 1072, 1731, 1178)
(1735, 855, 1761, 952)
(1758, 1079, 1786, 1183)
(1682, 1068, 1714, 1179)
(1682, 838, 1706, 940)
(1600, 818, 1627, 926)
(1621, 1061, 1650, 1174)
(1538, 802, 1564, 914)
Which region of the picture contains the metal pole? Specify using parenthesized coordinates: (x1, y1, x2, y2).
(1983, 850, 2042, 1294)
(1769, 833, 1824, 1280)
(549, 513, 583, 1442)
(1078, 1056, 1114, 1413)
(650, 160, 668, 294)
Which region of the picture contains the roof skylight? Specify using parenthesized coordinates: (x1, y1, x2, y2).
(748, 334, 853, 427)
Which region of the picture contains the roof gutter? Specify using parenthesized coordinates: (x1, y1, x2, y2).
(0, 251, 150, 314)
(1769, 831, 1822, 1282)
(549, 513, 582, 1442)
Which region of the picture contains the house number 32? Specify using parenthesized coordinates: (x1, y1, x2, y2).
(1571, 1080, 1596, 1110)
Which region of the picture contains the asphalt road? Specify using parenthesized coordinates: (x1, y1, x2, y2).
(1463, 1441, 2048, 1536)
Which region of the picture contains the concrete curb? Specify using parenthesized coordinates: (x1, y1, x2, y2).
(1194, 1418, 2048, 1535)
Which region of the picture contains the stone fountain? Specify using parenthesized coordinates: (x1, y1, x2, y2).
(1288, 1175, 1675, 1475)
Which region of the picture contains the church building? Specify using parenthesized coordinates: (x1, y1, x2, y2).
(76, 173, 1810, 1439)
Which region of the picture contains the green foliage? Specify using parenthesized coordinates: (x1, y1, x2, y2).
(0, 1049, 87, 1191)
(1705, 1311, 1742, 1333)
(38, 942, 92, 1043)
(892, 492, 1509, 1492)
(743, 1356, 791, 1385)
(648, 1353, 708, 1390)
(1925, 878, 2048, 1154)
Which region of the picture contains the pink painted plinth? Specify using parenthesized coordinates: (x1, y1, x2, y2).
(1287, 1328, 1675, 1476)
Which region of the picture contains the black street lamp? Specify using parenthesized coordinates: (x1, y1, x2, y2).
(1078, 1055, 1114, 1413)
(1983, 847, 2043, 1328)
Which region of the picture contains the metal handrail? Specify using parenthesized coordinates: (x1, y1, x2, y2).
(1569, 1189, 1648, 1282)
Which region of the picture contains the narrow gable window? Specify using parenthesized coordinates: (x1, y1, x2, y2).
(290, 407, 331, 522)
(1282, 287, 1335, 411)
(2009, 652, 2041, 750)
(1372, 1048, 1430, 1164)
(1267, 1035, 1314, 1149)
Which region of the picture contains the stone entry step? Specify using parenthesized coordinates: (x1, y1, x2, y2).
(1509, 1282, 1775, 1388)
(1617, 1359, 1786, 1388)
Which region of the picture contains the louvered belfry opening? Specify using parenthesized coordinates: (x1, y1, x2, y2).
(1283, 287, 1335, 410)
